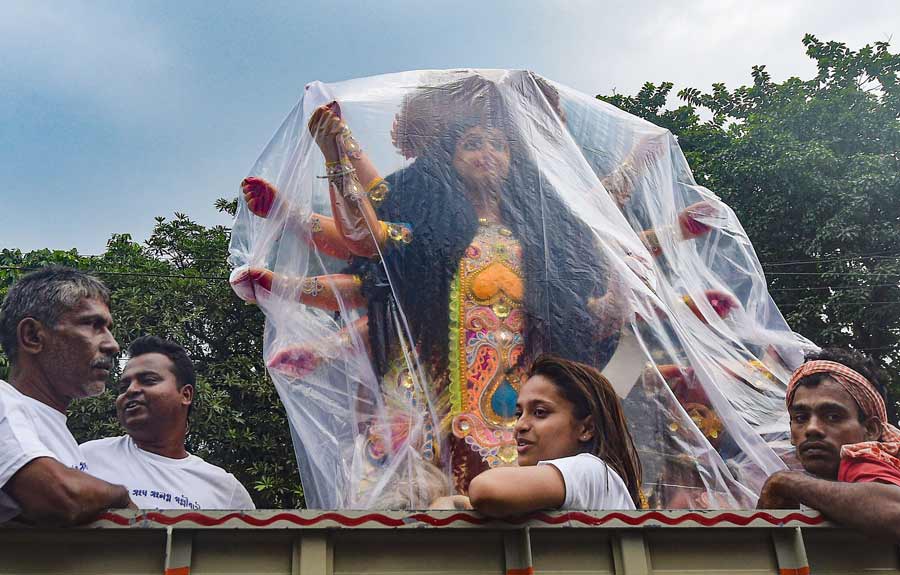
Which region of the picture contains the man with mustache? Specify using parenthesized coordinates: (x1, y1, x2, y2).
(0, 266, 133, 525)
(81, 336, 255, 510)
(757, 348, 900, 541)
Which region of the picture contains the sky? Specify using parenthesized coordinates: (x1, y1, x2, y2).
(1, 0, 898, 255)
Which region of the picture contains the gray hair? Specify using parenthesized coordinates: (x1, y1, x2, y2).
(0, 266, 110, 362)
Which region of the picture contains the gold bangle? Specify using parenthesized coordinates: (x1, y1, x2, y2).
(366, 177, 390, 205)
(302, 277, 323, 297)
(341, 127, 363, 160)
(318, 164, 356, 180)
(326, 158, 352, 168)
(341, 179, 366, 201)
(382, 221, 413, 244)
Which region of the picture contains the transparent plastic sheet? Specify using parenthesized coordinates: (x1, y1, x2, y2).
(228, 70, 815, 509)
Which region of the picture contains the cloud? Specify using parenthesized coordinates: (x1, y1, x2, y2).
(2, 0, 898, 254)
(646, 0, 796, 49)
(0, 1, 179, 122)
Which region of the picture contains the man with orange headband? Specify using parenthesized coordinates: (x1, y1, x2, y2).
(758, 348, 900, 540)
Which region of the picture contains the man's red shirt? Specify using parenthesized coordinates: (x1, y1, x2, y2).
(839, 457, 900, 487)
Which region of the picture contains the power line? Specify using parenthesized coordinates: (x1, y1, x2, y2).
(763, 254, 900, 266)
(1, 252, 229, 265)
(79, 254, 228, 263)
(760, 249, 900, 266)
(0, 266, 229, 281)
(765, 272, 900, 277)
(2, 267, 897, 304)
(12, 252, 900, 270)
(769, 284, 900, 291)
(780, 301, 899, 307)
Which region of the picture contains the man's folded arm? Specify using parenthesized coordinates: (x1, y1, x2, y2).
(3, 456, 133, 526)
(762, 470, 900, 542)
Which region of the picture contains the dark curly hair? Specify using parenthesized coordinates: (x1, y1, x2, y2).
(356, 81, 618, 378)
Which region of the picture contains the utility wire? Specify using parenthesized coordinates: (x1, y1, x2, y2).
(13, 252, 900, 269)
(0, 252, 229, 265)
(766, 272, 900, 277)
(7, 265, 897, 281)
(0, 266, 229, 281)
(78, 254, 228, 263)
(760, 248, 900, 265)
(763, 254, 900, 266)
(3, 266, 899, 296)
(780, 301, 899, 307)
(770, 284, 900, 291)
(855, 345, 899, 352)
(54, 250, 900, 268)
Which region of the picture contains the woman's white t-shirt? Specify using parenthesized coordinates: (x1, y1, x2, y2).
(538, 453, 635, 510)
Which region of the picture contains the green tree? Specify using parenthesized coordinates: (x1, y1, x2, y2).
(599, 35, 900, 413)
(0, 204, 303, 508)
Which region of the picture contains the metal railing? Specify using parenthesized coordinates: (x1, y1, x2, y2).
(1, 509, 893, 574)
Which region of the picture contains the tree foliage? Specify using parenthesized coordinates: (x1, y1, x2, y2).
(599, 35, 900, 414)
(0, 204, 304, 508)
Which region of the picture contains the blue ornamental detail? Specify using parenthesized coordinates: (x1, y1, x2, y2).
(491, 379, 518, 418)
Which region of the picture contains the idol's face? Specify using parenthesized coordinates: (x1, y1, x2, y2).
(452, 126, 511, 189)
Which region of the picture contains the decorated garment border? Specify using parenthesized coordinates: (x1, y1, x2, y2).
(91, 509, 828, 530)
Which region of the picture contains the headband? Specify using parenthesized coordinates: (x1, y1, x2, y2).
(786, 360, 889, 428)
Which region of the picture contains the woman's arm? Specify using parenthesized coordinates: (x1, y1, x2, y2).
(468, 465, 566, 518)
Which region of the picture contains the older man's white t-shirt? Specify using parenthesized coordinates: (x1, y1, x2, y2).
(81, 435, 255, 510)
(538, 453, 636, 510)
(0, 379, 90, 522)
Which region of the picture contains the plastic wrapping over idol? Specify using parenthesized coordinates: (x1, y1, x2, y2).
(228, 69, 815, 509)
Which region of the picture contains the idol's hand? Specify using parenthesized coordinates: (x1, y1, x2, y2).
(308, 102, 347, 163)
(430, 495, 473, 510)
(268, 344, 324, 378)
(683, 289, 738, 323)
(230, 267, 274, 303)
(267, 318, 368, 378)
(678, 200, 718, 239)
(586, 292, 627, 340)
(241, 177, 278, 218)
